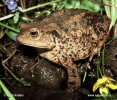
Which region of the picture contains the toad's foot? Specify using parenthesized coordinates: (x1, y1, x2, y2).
(67, 66, 80, 89)
(87, 31, 110, 69)
(60, 58, 81, 90)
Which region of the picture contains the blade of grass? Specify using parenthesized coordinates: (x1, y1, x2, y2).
(83, 71, 87, 83)
(110, 0, 116, 30)
(101, 44, 105, 75)
(0, 79, 16, 100)
(103, 0, 117, 30)
(96, 58, 103, 78)
(103, 0, 111, 18)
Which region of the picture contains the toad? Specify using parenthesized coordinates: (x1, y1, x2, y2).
(17, 9, 110, 89)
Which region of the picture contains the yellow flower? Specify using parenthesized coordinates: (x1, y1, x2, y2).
(93, 76, 117, 94)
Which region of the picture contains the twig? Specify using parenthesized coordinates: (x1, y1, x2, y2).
(2, 50, 31, 86)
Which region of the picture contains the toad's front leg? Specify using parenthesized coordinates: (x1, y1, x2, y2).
(60, 58, 81, 90)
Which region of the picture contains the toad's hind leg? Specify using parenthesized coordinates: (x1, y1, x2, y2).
(61, 58, 81, 90)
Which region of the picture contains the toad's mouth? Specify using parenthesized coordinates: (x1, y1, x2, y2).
(17, 39, 54, 50)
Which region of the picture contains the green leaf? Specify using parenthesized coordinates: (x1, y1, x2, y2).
(80, 0, 100, 12)
(21, 17, 30, 23)
(103, 0, 111, 18)
(111, 93, 117, 99)
(92, 97, 103, 100)
(110, 0, 116, 29)
(13, 12, 20, 24)
(6, 31, 18, 41)
(64, 0, 80, 9)
(80, 88, 90, 95)
(35, 12, 41, 18)
(103, 0, 117, 30)
(45, 10, 52, 16)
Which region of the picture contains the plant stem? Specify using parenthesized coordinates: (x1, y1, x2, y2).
(0, 14, 14, 21)
(0, 0, 60, 21)
(101, 44, 105, 75)
(22, 0, 60, 13)
(96, 58, 103, 78)
(0, 22, 20, 33)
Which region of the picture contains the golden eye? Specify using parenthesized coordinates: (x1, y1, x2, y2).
(30, 31, 38, 37)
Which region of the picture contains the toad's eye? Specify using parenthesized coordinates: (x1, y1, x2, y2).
(30, 31, 38, 37)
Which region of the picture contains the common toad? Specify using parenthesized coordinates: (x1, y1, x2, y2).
(17, 9, 110, 89)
